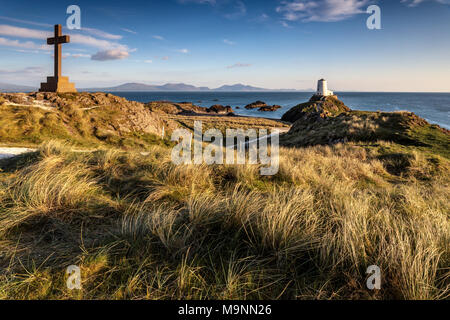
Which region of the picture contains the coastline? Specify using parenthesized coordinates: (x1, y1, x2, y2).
(106, 91, 450, 130)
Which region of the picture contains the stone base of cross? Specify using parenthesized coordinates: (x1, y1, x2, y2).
(40, 76, 77, 93)
(39, 24, 77, 93)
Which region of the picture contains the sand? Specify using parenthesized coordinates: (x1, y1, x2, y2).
(0, 147, 36, 160)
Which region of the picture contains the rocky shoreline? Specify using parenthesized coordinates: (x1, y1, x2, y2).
(0, 92, 290, 150)
(1, 92, 448, 156)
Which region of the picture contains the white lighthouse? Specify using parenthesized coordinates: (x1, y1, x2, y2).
(317, 79, 334, 97)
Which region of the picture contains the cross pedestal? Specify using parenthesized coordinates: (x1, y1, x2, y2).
(40, 76, 77, 92)
(39, 24, 77, 93)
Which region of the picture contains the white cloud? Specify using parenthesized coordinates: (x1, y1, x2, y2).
(179, 0, 246, 19)
(13, 49, 41, 54)
(224, 1, 247, 19)
(0, 24, 132, 62)
(223, 39, 236, 45)
(0, 66, 45, 75)
(176, 48, 189, 53)
(227, 63, 251, 69)
(121, 28, 137, 34)
(258, 13, 270, 22)
(82, 27, 122, 40)
(144, 60, 153, 63)
(152, 35, 164, 40)
(65, 53, 90, 58)
(91, 49, 129, 61)
(0, 17, 125, 41)
(0, 16, 51, 28)
(69, 33, 128, 51)
(276, 0, 370, 22)
(275, 0, 450, 24)
(401, 0, 450, 6)
(178, 0, 217, 4)
(0, 24, 129, 51)
(0, 24, 50, 39)
(0, 37, 48, 50)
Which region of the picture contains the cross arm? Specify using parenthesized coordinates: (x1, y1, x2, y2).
(47, 35, 70, 45)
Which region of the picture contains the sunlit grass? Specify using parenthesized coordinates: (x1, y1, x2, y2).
(0, 140, 448, 300)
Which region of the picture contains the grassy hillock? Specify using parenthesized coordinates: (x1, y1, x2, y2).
(0, 93, 288, 149)
(281, 110, 450, 159)
(0, 92, 171, 149)
(281, 95, 350, 123)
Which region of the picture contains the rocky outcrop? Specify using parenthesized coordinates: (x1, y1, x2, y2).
(146, 101, 234, 116)
(146, 101, 205, 115)
(208, 104, 234, 114)
(244, 101, 282, 112)
(279, 94, 450, 155)
(0, 92, 169, 142)
(258, 105, 281, 112)
(308, 94, 339, 102)
(1, 91, 154, 112)
(281, 110, 450, 154)
(281, 95, 350, 123)
(245, 101, 267, 109)
(0, 92, 291, 149)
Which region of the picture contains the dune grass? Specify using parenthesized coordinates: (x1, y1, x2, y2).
(0, 103, 172, 150)
(0, 140, 448, 300)
(282, 111, 450, 160)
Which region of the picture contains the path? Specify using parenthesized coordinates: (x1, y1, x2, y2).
(0, 127, 290, 160)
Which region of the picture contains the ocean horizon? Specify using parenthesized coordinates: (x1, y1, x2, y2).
(111, 91, 450, 130)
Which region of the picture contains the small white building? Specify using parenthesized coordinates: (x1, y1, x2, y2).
(317, 79, 334, 96)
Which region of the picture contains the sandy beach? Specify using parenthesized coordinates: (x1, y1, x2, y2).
(0, 147, 36, 159)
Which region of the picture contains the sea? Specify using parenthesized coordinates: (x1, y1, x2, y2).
(111, 92, 450, 130)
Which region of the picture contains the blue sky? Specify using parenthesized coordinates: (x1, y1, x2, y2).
(0, 0, 449, 91)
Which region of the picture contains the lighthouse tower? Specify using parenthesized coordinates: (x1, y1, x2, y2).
(317, 79, 333, 97)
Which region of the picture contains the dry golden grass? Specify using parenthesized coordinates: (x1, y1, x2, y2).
(0, 140, 448, 300)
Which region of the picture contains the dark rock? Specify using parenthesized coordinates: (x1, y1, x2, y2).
(259, 105, 282, 112)
(146, 101, 208, 115)
(309, 94, 338, 102)
(245, 101, 267, 109)
(208, 104, 234, 114)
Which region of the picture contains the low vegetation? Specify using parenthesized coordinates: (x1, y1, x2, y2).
(0, 139, 448, 300)
(281, 95, 350, 123)
(0, 93, 168, 149)
(282, 111, 450, 159)
(0, 93, 448, 300)
(0, 93, 288, 149)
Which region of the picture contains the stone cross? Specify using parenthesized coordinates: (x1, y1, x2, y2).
(47, 24, 70, 79)
(39, 24, 77, 93)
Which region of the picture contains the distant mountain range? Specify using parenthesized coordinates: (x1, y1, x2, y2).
(1, 82, 308, 93)
(83, 83, 303, 92)
(0, 82, 37, 92)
